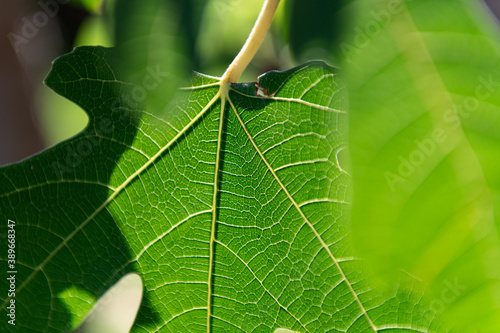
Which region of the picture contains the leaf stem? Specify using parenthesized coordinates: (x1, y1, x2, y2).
(221, 0, 281, 83)
(206, 85, 228, 332)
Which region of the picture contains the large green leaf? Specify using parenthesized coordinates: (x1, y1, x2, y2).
(0, 46, 337, 332)
(0, 44, 452, 332)
(340, 0, 500, 330)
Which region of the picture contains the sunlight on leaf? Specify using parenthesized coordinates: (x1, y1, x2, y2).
(76, 273, 142, 333)
(1, 43, 443, 332)
(58, 286, 96, 329)
(274, 328, 299, 333)
(3, 0, 500, 331)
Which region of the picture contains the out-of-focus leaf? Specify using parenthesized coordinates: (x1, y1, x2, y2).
(341, 0, 500, 329)
(113, 0, 190, 115)
(71, 0, 104, 14)
(74, 16, 112, 47)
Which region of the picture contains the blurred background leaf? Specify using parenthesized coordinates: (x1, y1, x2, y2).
(71, 0, 105, 14)
(336, 0, 500, 330)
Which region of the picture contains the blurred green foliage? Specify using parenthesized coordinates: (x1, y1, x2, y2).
(340, 0, 500, 329)
(71, 0, 104, 13)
